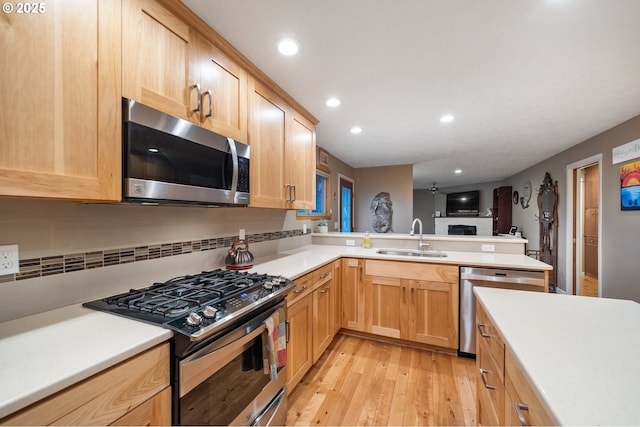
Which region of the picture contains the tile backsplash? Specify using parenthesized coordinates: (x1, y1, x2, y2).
(0, 198, 311, 322)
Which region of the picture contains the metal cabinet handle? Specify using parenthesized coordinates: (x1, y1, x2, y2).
(402, 286, 406, 303)
(319, 289, 328, 294)
(202, 89, 212, 118)
(514, 401, 529, 426)
(292, 184, 296, 201)
(411, 287, 414, 304)
(285, 320, 290, 343)
(285, 184, 293, 201)
(192, 83, 201, 112)
(359, 266, 363, 282)
(293, 284, 308, 294)
(479, 368, 496, 390)
(320, 272, 330, 279)
(477, 323, 491, 338)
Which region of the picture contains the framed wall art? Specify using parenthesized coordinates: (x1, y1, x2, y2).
(620, 160, 640, 210)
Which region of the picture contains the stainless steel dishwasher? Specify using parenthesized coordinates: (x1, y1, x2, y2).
(458, 266, 546, 357)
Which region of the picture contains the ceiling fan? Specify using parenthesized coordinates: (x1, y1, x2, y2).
(427, 183, 442, 194)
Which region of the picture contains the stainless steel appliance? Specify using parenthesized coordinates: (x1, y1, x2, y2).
(122, 98, 250, 206)
(84, 269, 294, 425)
(458, 266, 546, 357)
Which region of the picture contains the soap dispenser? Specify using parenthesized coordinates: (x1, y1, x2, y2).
(363, 231, 372, 248)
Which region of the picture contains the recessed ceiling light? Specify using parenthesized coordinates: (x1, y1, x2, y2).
(454, 169, 462, 174)
(277, 38, 300, 56)
(350, 126, 362, 134)
(440, 114, 455, 123)
(326, 97, 341, 107)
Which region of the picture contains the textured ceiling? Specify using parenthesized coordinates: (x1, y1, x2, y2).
(183, 0, 640, 189)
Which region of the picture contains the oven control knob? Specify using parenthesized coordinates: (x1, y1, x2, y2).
(186, 312, 202, 327)
(263, 281, 274, 290)
(202, 305, 217, 319)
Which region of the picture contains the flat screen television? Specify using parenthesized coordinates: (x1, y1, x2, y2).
(446, 190, 480, 217)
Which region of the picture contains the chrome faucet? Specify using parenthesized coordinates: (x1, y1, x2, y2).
(410, 218, 430, 251)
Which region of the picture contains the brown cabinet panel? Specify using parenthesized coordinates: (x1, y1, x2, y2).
(492, 186, 512, 235)
(286, 293, 313, 394)
(341, 258, 365, 331)
(0, 0, 121, 201)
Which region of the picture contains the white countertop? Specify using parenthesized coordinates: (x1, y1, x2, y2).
(0, 244, 549, 419)
(311, 231, 528, 243)
(474, 287, 640, 426)
(0, 304, 172, 419)
(247, 245, 551, 279)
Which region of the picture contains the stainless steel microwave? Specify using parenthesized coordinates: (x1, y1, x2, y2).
(122, 98, 250, 206)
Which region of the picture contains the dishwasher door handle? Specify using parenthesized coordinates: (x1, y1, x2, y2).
(460, 273, 544, 286)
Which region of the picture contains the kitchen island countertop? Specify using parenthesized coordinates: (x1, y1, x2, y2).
(474, 287, 640, 426)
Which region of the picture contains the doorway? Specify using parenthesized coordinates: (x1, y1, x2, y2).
(339, 175, 354, 232)
(566, 155, 602, 297)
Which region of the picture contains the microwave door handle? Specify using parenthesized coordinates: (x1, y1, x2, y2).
(227, 138, 239, 204)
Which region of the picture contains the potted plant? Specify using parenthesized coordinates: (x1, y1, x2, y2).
(317, 219, 328, 233)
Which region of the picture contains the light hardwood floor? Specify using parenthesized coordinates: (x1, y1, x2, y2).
(579, 273, 599, 297)
(286, 334, 477, 426)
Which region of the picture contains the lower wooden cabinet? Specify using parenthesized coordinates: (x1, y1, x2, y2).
(0, 343, 171, 426)
(364, 260, 459, 350)
(504, 348, 555, 426)
(286, 292, 313, 394)
(341, 258, 365, 331)
(476, 300, 556, 426)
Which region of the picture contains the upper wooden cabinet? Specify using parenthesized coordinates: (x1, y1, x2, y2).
(0, 0, 121, 201)
(286, 112, 316, 209)
(188, 31, 248, 142)
(122, 0, 192, 121)
(248, 78, 317, 209)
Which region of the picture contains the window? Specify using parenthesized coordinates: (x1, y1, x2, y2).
(296, 170, 330, 219)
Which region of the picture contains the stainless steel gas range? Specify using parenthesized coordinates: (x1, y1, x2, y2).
(84, 269, 295, 426)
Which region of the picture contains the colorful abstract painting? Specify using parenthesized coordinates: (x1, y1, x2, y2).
(620, 160, 640, 210)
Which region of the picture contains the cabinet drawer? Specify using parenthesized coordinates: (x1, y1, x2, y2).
(287, 272, 313, 306)
(312, 263, 333, 289)
(505, 348, 556, 426)
(476, 301, 505, 378)
(477, 338, 504, 426)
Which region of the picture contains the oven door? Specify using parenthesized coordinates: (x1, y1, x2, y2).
(177, 303, 287, 426)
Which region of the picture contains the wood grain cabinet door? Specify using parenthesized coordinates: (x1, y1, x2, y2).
(248, 78, 287, 208)
(0, 0, 121, 201)
(406, 280, 459, 349)
(286, 294, 313, 394)
(285, 113, 316, 210)
(341, 258, 365, 331)
(189, 31, 248, 142)
(122, 0, 192, 120)
(364, 275, 404, 339)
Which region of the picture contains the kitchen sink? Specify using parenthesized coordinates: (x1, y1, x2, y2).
(376, 249, 448, 258)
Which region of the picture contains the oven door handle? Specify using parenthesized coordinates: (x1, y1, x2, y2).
(251, 387, 286, 426)
(180, 323, 266, 398)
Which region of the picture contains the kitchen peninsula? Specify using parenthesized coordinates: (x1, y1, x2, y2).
(475, 287, 640, 425)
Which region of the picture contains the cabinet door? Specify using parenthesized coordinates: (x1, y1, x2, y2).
(285, 113, 316, 209)
(341, 258, 365, 331)
(0, 0, 121, 201)
(332, 260, 342, 335)
(286, 294, 313, 394)
(122, 0, 192, 120)
(365, 275, 404, 339)
(312, 282, 332, 363)
(248, 78, 287, 208)
(407, 280, 459, 349)
(189, 31, 248, 142)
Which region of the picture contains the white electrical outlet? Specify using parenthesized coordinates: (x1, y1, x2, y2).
(0, 245, 20, 274)
(481, 244, 495, 252)
(345, 239, 355, 246)
(239, 229, 245, 240)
